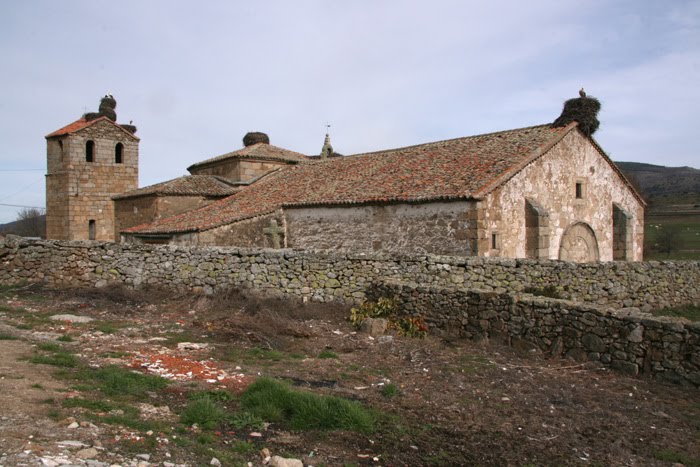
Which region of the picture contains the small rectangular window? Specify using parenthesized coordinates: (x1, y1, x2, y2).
(88, 220, 96, 240)
(575, 182, 583, 199)
(491, 232, 498, 249)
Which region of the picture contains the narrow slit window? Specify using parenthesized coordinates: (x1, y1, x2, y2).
(88, 219, 96, 240)
(575, 181, 583, 199)
(491, 232, 498, 249)
(86, 140, 95, 162)
(115, 142, 124, 164)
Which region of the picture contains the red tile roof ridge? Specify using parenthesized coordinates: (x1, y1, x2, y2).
(472, 122, 577, 197)
(303, 123, 557, 162)
(123, 123, 582, 236)
(46, 116, 140, 140)
(188, 143, 308, 171)
(113, 174, 239, 200)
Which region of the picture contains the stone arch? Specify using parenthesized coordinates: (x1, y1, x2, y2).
(559, 222, 599, 263)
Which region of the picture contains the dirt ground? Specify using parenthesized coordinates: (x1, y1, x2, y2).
(0, 284, 698, 467)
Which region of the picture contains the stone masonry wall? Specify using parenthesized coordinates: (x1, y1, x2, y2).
(2, 237, 698, 384)
(1, 237, 698, 309)
(369, 280, 700, 387)
(286, 201, 476, 256)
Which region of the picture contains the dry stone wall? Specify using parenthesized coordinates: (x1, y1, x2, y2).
(1, 237, 698, 309)
(369, 280, 700, 387)
(2, 237, 698, 384)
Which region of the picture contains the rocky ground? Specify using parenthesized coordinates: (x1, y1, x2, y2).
(0, 283, 698, 467)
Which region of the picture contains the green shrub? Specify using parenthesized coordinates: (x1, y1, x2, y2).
(181, 396, 227, 430)
(241, 377, 375, 433)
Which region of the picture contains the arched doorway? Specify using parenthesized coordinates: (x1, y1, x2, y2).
(559, 222, 599, 262)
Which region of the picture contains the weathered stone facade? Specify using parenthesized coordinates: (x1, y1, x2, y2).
(285, 202, 475, 255)
(481, 131, 644, 261)
(114, 195, 218, 242)
(46, 119, 138, 242)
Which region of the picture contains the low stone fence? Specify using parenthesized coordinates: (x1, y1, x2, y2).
(369, 280, 700, 387)
(1, 236, 699, 310)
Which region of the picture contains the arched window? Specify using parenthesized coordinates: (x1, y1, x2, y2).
(86, 140, 95, 162)
(115, 142, 124, 164)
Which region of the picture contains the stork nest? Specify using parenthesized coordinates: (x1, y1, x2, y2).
(120, 124, 138, 134)
(100, 95, 117, 110)
(243, 132, 270, 146)
(83, 112, 103, 121)
(552, 96, 601, 136)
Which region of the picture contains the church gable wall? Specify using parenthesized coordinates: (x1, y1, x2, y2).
(285, 201, 476, 255)
(482, 131, 643, 261)
(189, 159, 287, 183)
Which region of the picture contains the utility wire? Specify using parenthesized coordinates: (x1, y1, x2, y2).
(0, 203, 44, 209)
(0, 177, 44, 202)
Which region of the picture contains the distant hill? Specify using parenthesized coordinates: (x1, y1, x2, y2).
(0, 214, 46, 238)
(615, 162, 700, 198)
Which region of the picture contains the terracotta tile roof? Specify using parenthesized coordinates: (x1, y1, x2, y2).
(113, 175, 240, 200)
(125, 123, 575, 235)
(45, 116, 140, 140)
(187, 143, 308, 172)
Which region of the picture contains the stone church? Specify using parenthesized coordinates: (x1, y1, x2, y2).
(46, 94, 645, 262)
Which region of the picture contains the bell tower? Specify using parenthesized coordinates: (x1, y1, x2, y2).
(45, 95, 139, 241)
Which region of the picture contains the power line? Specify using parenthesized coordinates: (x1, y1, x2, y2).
(0, 203, 44, 209)
(0, 169, 44, 172)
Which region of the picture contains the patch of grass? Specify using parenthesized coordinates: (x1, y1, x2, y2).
(380, 383, 399, 398)
(85, 365, 169, 397)
(30, 383, 44, 390)
(318, 350, 339, 359)
(195, 433, 217, 445)
(15, 324, 33, 330)
(229, 411, 265, 430)
(30, 351, 78, 368)
(95, 322, 121, 334)
(230, 440, 256, 454)
(63, 397, 114, 412)
(180, 396, 227, 430)
(654, 305, 700, 322)
(0, 332, 18, 340)
(47, 408, 62, 420)
(188, 389, 234, 402)
(37, 343, 61, 352)
(222, 347, 294, 365)
(99, 351, 129, 358)
(241, 377, 376, 433)
(57, 334, 74, 342)
(654, 449, 700, 467)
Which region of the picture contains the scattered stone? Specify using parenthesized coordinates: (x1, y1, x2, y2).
(50, 314, 94, 323)
(268, 456, 304, 467)
(210, 457, 222, 466)
(67, 422, 80, 429)
(359, 318, 388, 337)
(177, 342, 209, 350)
(377, 335, 394, 345)
(57, 440, 89, 448)
(76, 447, 99, 459)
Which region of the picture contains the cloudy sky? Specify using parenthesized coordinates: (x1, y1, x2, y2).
(0, 0, 698, 223)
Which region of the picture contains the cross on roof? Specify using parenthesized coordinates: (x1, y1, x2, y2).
(263, 219, 284, 249)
